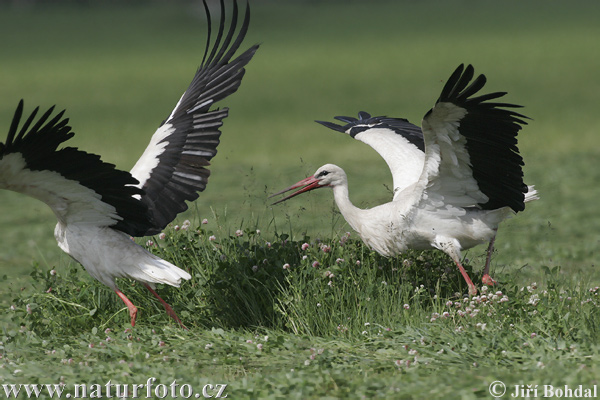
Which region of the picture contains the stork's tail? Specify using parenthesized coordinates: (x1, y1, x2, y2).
(129, 245, 192, 289)
(525, 185, 539, 203)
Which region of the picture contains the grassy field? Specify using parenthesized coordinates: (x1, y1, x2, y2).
(1, 0, 599, 398)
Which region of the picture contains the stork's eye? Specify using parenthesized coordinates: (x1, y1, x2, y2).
(317, 171, 330, 178)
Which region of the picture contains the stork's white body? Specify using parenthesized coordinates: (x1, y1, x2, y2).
(328, 169, 508, 258)
(0, 152, 191, 290)
(55, 223, 189, 290)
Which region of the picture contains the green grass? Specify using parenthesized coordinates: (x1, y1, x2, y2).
(1, 0, 600, 398)
(3, 224, 600, 398)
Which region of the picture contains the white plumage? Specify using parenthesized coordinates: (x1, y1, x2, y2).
(0, 0, 258, 327)
(272, 65, 538, 296)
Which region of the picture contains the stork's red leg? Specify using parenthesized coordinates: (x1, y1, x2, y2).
(482, 231, 498, 286)
(114, 289, 138, 327)
(453, 260, 478, 296)
(143, 283, 187, 330)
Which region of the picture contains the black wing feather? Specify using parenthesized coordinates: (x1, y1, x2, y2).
(135, 0, 258, 235)
(435, 64, 530, 212)
(317, 112, 425, 152)
(1, 101, 151, 235)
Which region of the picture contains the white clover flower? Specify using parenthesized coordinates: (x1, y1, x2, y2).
(528, 294, 540, 306)
(403, 304, 410, 310)
(235, 229, 244, 237)
(202, 218, 208, 224)
(209, 235, 216, 241)
(301, 243, 310, 251)
(158, 232, 166, 240)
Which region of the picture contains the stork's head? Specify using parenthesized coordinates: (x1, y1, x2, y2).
(270, 164, 347, 205)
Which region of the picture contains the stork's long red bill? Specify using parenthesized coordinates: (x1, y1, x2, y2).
(269, 175, 325, 205)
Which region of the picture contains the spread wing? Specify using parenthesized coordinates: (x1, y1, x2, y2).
(316, 112, 425, 199)
(418, 64, 529, 212)
(130, 0, 258, 235)
(0, 101, 151, 233)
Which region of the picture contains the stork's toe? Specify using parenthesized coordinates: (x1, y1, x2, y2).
(482, 274, 497, 286)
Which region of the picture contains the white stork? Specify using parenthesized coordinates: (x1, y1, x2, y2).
(0, 0, 258, 328)
(272, 65, 538, 296)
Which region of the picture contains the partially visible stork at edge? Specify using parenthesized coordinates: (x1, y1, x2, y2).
(272, 64, 538, 296)
(0, 0, 258, 328)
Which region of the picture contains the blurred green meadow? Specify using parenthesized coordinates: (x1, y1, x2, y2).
(0, 1, 600, 397)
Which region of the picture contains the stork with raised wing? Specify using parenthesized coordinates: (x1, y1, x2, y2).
(0, 0, 258, 328)
(272, 65, 538, 296)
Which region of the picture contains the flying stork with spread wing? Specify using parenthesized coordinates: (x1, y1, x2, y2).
(0, 0, 258, 327)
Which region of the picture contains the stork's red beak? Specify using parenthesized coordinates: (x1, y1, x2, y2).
(270, 175, 326, 205)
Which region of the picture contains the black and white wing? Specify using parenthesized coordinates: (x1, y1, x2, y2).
(0, 101, 151, 234)
(418, 64, 529, 212)
(316, 112, 425, 199)
(130, 0, 258, 235)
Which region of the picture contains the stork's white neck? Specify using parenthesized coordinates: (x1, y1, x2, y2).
(331, 184, 364, 234)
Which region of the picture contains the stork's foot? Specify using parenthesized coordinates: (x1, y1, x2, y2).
(143, 283, 188, 330)
(162, 303, 188, 330)
(128, 307, 138, 327)
(482, 274, 497, 286)
(114, 289, 138, 327)
(452, 259, 478, 296)
(467, 284, 478, 296)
